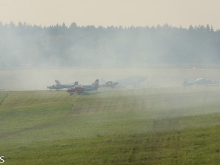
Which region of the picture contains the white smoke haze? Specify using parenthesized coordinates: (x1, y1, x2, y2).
(0, 23, 220, 90)
(2, 3, 220, 165)
(0, 69, 220, 91)
(1, 23, 220, 68)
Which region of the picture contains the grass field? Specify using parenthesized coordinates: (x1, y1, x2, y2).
(1, 86, 220, 164)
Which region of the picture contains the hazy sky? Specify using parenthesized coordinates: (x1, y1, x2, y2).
(0, 0, 219, 29)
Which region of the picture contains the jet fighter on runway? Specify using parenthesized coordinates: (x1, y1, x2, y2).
(67, 79, 99, 95)
(47, 80, 78, 90)
(99, 81, 118, 88)
(183, 78, 219, 86)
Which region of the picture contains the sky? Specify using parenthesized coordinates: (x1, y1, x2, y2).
(0, 0, 220, 29)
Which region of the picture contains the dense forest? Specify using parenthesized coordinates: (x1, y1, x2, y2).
(0, 22, 220, 69)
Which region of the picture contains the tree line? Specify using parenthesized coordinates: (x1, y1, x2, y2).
(0, 22, 220, 69)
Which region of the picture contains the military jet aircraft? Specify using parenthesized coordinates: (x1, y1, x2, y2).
(183, 78, 219, 86)
(47, 81, 78, 90)
(55, 80, 79, 89)
(99, 81, 119, 88)
(67, 79, 99, 95)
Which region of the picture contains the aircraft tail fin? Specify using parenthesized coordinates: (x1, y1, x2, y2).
(55, 80, 61, 85)
(93, 79, 99, 90)
(74, 81, 78, 85)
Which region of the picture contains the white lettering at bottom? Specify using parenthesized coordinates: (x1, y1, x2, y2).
(0, 156, 4, 163)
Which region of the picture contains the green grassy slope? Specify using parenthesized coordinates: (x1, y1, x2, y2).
(1, 87, 220, 164)
(4, 126, 220, 165)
